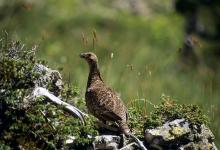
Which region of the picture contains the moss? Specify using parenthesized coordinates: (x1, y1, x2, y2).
(144, 94, 209, 129)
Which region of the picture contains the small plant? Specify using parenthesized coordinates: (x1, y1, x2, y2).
(128, 107, 147, 138)
(144, 94, 209, 129)
(127, 94, 209, 139)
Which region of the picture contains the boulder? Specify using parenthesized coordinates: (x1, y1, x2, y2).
(145, 119, 217, 150)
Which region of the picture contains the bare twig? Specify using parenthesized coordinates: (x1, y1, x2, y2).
(119, 142, 138, 150)
(33, 87, 87, 125)
(128, 133, 148, 150)
(40, 110, 56, 130)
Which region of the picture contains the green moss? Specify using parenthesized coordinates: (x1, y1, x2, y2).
(144, 94, 209, 129)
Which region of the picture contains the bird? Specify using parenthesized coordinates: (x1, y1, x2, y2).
(80, 52, 147, 150)
(80, 52, 130, 135)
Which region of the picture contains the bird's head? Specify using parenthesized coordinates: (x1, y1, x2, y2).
(80, 52, 98, 64)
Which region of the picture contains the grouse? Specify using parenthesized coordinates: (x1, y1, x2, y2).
(80, 52, 130, 135)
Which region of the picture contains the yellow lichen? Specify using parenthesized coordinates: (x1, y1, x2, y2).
(171, 126, 185, 137)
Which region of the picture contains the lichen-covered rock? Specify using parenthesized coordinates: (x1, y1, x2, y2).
(22, 64, 63, 108)
(145, 119, 217, 150)
(93, 135, 121, 150)
(33, 64, 63, 96)
(92, 135, 139, 150)
(65, 134, 141, 150)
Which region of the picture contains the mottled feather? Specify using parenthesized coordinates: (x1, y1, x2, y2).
(86, 82, 127, 122)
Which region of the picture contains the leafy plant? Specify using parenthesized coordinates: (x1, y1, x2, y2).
(127, 94, 209, 139)
(128, 106, 147, 138)
(144, 94, 209, 129)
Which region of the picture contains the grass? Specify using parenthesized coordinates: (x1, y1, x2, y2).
(0, 0, 219, 147)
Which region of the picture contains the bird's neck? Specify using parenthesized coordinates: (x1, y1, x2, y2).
(87, 62, 103, 88)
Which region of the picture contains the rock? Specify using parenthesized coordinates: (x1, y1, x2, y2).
(93, 135, 121, 150)
(66, 134, 141, 150)
(33, 64, 63, 96)
(92, 135, 141, 150)
(23, 64, 63, 107)
(65, 135, 121, 150)
(145, 119, 217, 150)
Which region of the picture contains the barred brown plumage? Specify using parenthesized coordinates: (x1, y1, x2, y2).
(80, 52, 130, 135)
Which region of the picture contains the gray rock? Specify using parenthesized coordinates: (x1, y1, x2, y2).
(33, 64, 63, 96)
(65, 134, 141, 150)
(23, 64, 63, 107)
(93, 135, 121, 150)
(145, 119, 217, 150)
(92, 135, 141, 150)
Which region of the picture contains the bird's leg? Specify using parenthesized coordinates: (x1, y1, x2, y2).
(97, 120, 120, 132)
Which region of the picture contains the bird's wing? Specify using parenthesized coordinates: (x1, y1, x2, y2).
(105, 87, 128, 120)
(87, 86, 127, 122)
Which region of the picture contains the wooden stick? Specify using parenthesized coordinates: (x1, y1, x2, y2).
(33, 87, 87, 124)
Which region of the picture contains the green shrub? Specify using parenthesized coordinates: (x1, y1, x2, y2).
(144, 94, 209, 129)
(127, 94, 209, 138)
(0, 34, 98, 149)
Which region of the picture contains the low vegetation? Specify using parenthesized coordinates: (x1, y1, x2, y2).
(0, 35, 211, 149)
(128, 94, 209, 139)
(0, 35, 98, 149)
(0, 1, 219, 147)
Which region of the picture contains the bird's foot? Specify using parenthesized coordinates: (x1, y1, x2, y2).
(97, 121, 120, 133)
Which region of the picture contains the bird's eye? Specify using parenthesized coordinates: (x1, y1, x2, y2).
(88, 54, 91, 57)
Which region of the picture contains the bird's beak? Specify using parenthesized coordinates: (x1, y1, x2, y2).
(80, 53, 86, 58)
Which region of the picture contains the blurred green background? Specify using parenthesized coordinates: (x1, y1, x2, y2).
(0, 0, 219, 147)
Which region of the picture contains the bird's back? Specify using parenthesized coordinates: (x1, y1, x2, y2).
(86, 80, 127, 123)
